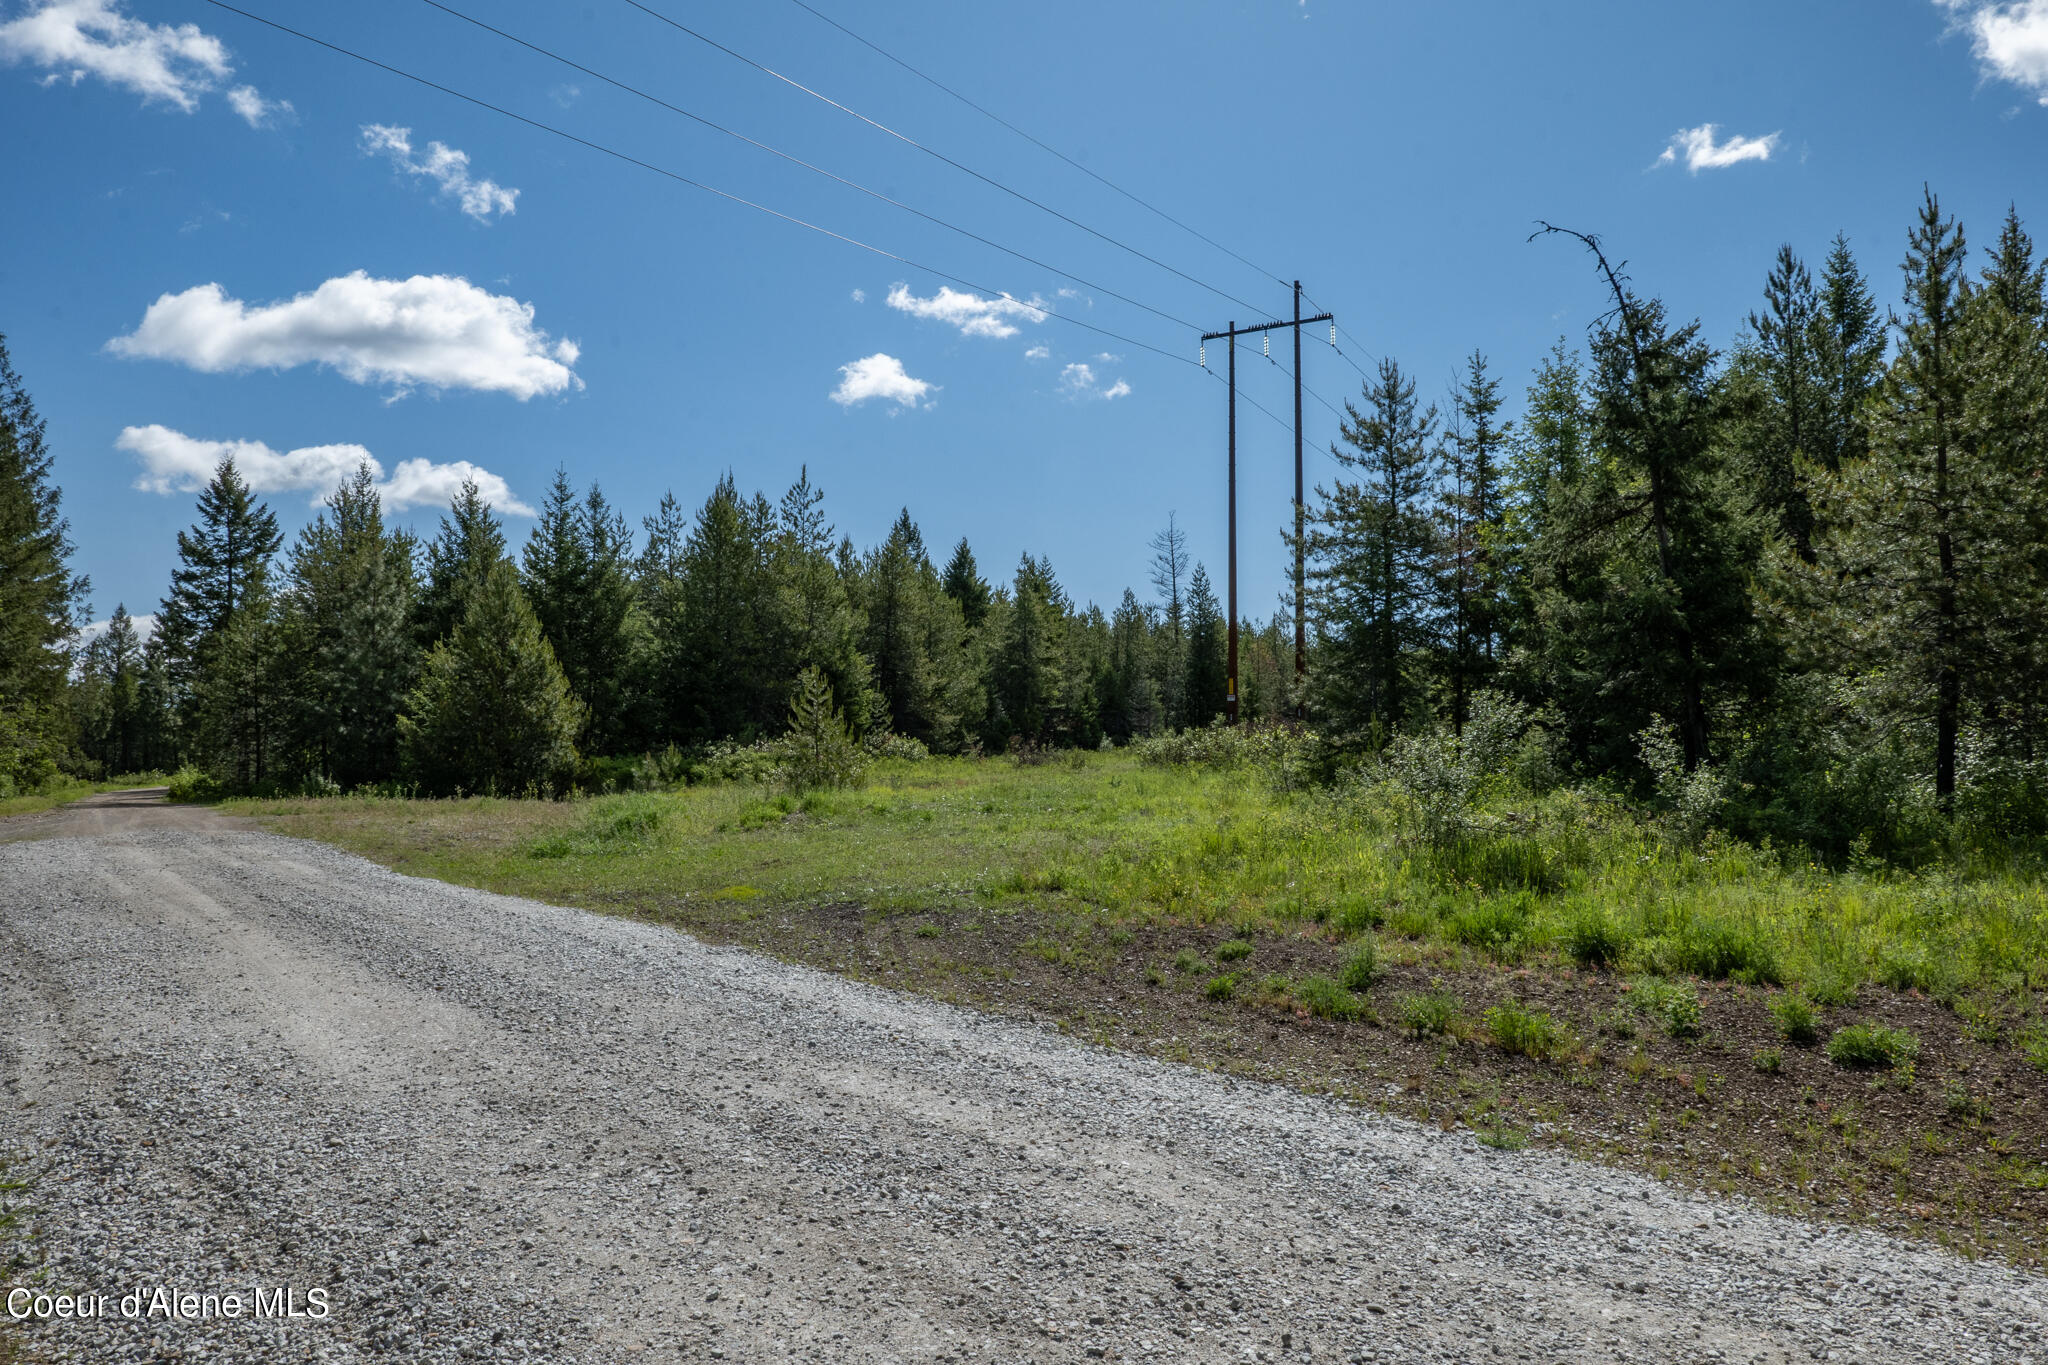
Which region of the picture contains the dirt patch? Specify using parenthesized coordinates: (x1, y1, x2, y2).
(577, 889, 2048, 1267)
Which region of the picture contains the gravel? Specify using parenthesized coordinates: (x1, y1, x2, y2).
(0, 818, 2042, 1363)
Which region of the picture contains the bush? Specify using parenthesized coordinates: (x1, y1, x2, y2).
(1674, 916, 1781, 984)
(165, 764, 225, 803)
(1296, 974, 1361, 1021)
(1627, 977, 1704, 1039)
(1214, 938, 1253, 963)
(1172, 948, 1204, 975)
(1485, 999, 1567, 1060)
(1444, 894, 1532, 957)
(1827, 1023, 1919, 1070)
(1768, 992, 1819, 1044)
(1562, 909, 1628, 968)
(1397, 990, 1460, 1040)
(863, 730, 931, 762)
(690, 738, 781, 786)
(1204, 973, 1240, 1001)
(1339, 937, 1380, 991)
(1753, 1047, 1784, 1075)
(773, 667, 867, 793)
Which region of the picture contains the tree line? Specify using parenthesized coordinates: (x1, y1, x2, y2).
(5, 189, 2047, 857)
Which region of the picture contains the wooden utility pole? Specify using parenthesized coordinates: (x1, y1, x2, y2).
(1201, 295, 1332, 724)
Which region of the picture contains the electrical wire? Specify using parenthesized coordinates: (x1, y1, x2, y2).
(414, 0, 1202, 334)
(196, 0, 1199, 370)
(615, 0, 1274, 319)
(782, 0, 1291, 296)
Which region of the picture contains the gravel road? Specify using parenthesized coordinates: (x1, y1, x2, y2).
(1, 794, 2042, 1364)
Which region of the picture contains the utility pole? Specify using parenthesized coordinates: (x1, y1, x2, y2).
(1201, 295, 1332, 725)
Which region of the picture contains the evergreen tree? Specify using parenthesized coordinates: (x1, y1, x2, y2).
(1100, 589, 1157, 742)
(862, 509, 941, 739)
(1738, 245, 1826, 558)
(400, 559, 582, 795)
(278, 465, 418, 788)
(990, 555, 1060, 745)
(157, 457, 283, 780)
(1148, 513, 1190, 726)
(769, 468, 874, 733)
(1306, 357, 1442, 742)
(1812, 233, 1887, 475)
(1182, 564, 1228, 725)
(655, 475, 777, 741)
(416, 480, 509, 646)
(76, 605, 145, 775)
(0, 333, 86, 789)
(523, 472, 641, 753)
(940, 537, 992, 629)
(1983, 205, 2046, 324)
(1443, 350, 1510, 729)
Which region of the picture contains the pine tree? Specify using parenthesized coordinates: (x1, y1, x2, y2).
(1739, 245, 1826, 558)
(1812, 233, 1887, 475)
(1182, 564, 1228, 726)
(278, 465, 418, 788)
(1983, 205, 2046, 324)
(1801, 191, 1988, 807)
(400, 559, 582, 795)
(768, 468, 874, 735)
(76, 605, 144, 775)
(157, 457, 283, 781)
(416, 480, 509, 646)
(1306, 357, 1442, 742)
(990, 555, 1059, 746)
(1100, 589, 1157, 742)
(940, 537, 992, 629)
(655, 475, 776, 741)
(862, 509, 941, 739)
(1148, 513, 1190, 726)
(1443, 350, 1510, 729)
(0, 333, 86, 789)
(522, 472, 641, 753)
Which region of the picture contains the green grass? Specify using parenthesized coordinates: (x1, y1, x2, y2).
(1827, 1022, 1921, 1070)
(227, 750, 2048, 1015)
(1485, 999, 1569, 1059)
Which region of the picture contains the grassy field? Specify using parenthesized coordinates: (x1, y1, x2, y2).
(234, 748, 2048, 1264)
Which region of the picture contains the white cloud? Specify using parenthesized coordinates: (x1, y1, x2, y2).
(850, 288, 866, 303)
(116, 424, 536, 515)
(0, 0, 284, 122)
(360, 124, 517, 222)
(1938, 0, 2048, 102)
(830, 353, 931, 408)
(1093, 351, 1121, 362)
(1024, 344, 1049, 360)
(547, 82, 580, 108)
(885, 283, 1047, 339)
(106, 271, 581, 400)
(1654, 123, 1780, 173)
(73, 612, 156, 648)
(1059, 361, 1131, 402)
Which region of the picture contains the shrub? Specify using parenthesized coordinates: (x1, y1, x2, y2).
(2020, 1023, 2048, 1073)
(1204, 973, 1240, 1001)
(1827, 1023, 1919, 1070)
(1562, 909, 1629, 969)
(165, 764, 225, 803)
(1628, 977, 1704, 1040)
(1675, 916, 1780, 984)
(1768, 992, 1819, 1044)
(1338, 937, 1381, 991)
(1256, 973, 1294, 1003)
(1638, 715, 1725, 848)
(1397, 990, 1460, 1040)
(1172, 948, 1204, 975)
(1753, 1047, 1784, 1075)
(1296, 975, 1361, 1021)
(774, 667, 867, 793)
(1444, 895, 1531, 957)
(1214, 938, 1253, 963)
(863, 730, 931, 762)
(1485, 1000, 1567, 1060)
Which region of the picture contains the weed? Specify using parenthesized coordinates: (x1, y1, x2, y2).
(913, 922, 942, 939)
(1296, 975, 1361, 1021)
(1944, 1086, 1993, 1125)
(1205, 973, 1240, 1002)
(1143, 963, 1165, 987)
(1214, 938, 1253, 963)
(1444, 895, 1532, 959)
(1172, 948, 1204, 975)
(1485, 999, 1567, 1060)
(1768, 992, 1820, 1045)
(1106, 927, 1134, 947)
(1397, 990, 1460, 1040)
(1339, 936, 1381, 991)
(1256, 972, 1295, 1002)
(1562, 908, 1629, 969)
(1827, 1023, 1920, 1070)
(1753, 1047, 1784, 1075)
(2019, 1022, 2048, 1072)
(1476, 1118, 1529, 1151)
(1628, 977, 1704, 1040)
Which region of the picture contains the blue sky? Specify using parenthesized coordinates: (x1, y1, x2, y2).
(4, 0, 2046, 631)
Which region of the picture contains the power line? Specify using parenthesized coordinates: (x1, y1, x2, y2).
(782, 0, 1291, 296)
(196, 0, 1199, 370)
(615, 0, 1274, 319)
(415, 0, 1203, 333)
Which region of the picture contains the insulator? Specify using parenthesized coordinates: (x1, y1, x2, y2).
(1199, 343, 1205, 367)
(1263, 333, 1270, 357)
(1329, 322, 1337, 345)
